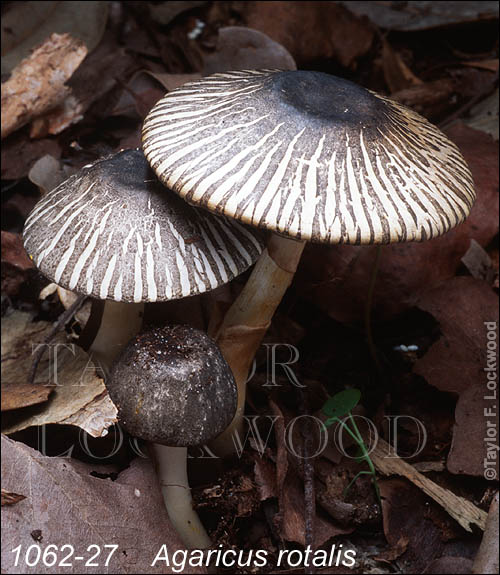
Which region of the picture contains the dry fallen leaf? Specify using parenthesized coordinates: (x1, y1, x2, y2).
(1, 33, 87, 139)
(28, 155, 74, 197)
(1, 435, 205, 574)
(414, 277, 499, 477)
(380, 478, 477, 574)
(461, 239, 496, 284)
(341, 1, 499, 31)
(0, 133, 62, 180)
(202, 27, 296, 75)
(1, 310, 116, 438)
(1, 231, 35, 296)
(240, 1, 374, 69)
(1, 381, 55, 412)
(465, 88, 499, 141)
(381, 39, 422, 94)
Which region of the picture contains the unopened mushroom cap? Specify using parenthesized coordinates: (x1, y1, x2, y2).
(23, 149, 263, 302)
(107, 324, 237, 446)
(143, 70, 475, 245)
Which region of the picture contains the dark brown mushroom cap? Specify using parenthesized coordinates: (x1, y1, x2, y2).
(106, 324, 237, 446)
(142, 70, 475, 244)
(23, 150, 263, 302)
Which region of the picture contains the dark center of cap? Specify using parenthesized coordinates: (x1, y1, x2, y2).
(88, 149, 155, 193)
(267, 70, 384, 125)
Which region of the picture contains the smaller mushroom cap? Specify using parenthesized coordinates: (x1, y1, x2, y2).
(23, 149, 263, 303)
(106, 324, 237, 447)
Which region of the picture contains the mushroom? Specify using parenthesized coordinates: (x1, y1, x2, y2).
(142, 70, 476, 451)
(107, 324, 237, 549)
(23, 148, 264, 373)
(22, 149, 264, 545)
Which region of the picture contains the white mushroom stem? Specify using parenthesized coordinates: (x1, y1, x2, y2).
(153, 444, 212, 549)
(85, 301, 211, 549)
(88, 300, 144, 376)
(210, 234, 306, 456)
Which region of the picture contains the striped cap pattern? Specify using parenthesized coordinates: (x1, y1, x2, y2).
(23, 150, 264, 303)
(142, 70, 475, 244)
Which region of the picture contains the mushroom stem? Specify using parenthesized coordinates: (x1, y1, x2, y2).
(210, 235, 306, 455)
(152, 444, 212, 549)
(88, 301, 144, 376)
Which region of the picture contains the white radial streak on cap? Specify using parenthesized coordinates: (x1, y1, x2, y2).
(136, 232, 144, 257)
(68, 227, 101, 290)
(204, 220, 238, 276)
(54, 226, 84, 284)
(230, 219, 263, 253)
(374, 154, 419, 239)
(189, 243, 206, 275)
(144, 104, 254, 151)
(188, 247, 207, 293)
(24, 182, 96, 233)
(134, 252, 143, 303)
(153, 116, 268, 178)
(123, 226, 136, 254)
(175, 251, 191, 297)
(198, 226, 229, 283)
(195, 247, 218, 290)
(176, 138, 241, 195)
(224, 140, 283, 216)
(359, 167, 384, 241)
(167, 220, 186, 253)
(217, 220, 252, 266)
(100, 254, 118, 299)
(197, 123, 284, 207)
(36, 194, 98, 265)
(106, 229, 115, 246)
(323, 149, 338, 232)
(336, 157, 356, 240)
(300, 135, 326, 238)
(164, 264, 173, 299)
(155, 222, 162, 250)
(346, 145, 370, 238)
(277, 155, 305, 233)
(251, 128, 305, 226)
(380, 145, 446, 231)
(381, 131, 466, 221)
(85, 249, 101, 295)
(114, 274, 123, 301)
(265, 191, 284, 231)
(145, 85, 262, 123)
(359, 132, 403, 239)
(146, 243, 157, 302)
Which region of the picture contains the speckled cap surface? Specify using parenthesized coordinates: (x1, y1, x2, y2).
(23, 149, 264, 302)
(107, 324, 237, 446)
(142, 70, 475, 244)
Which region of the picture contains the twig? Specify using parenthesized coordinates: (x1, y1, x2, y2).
(371, 437, 487, 532)
(27, 294, 87, 387)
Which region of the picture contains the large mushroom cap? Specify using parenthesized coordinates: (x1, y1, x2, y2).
(107, 324, 237, 446)
(23, 149, 263, 302)
(143, 70, 475, 245)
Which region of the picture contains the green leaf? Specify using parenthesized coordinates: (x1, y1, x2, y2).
(322, 389, 361, 419)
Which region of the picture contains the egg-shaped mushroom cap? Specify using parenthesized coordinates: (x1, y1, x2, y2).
(143, 70, 475, 245)
(107, 324, 237, 447)
(23, 150, 263, 303)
